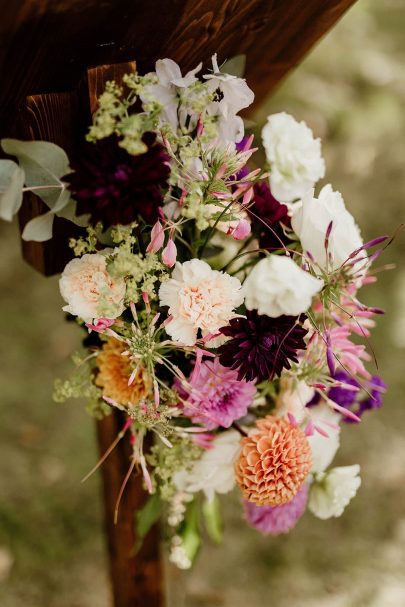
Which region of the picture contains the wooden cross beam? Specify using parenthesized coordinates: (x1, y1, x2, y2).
(1, 2, 357, 606)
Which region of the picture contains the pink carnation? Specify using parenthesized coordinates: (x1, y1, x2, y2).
(243, 484, 309, 535)
(178, 358, 256, 430)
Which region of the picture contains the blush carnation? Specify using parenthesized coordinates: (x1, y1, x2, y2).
(64, 133, 170, 228)
(59, 253, 126, 322)
(243, 483, 309, 535)
(159, 259, 243, 346)
(235, 415, 312, 506)
(218, 310, 308, 383)
(178, 358, 256, 430)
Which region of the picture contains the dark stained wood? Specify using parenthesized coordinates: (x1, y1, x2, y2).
(1, 0, 357, 136)
(97, 412, 163, 607)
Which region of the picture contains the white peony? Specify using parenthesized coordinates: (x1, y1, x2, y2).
(307, 405, 341, 473)
(59, 253, 126, 322)
(159, 259, 243, 346)
(173, 430, 241, 501)
(309, 465, 361, 519)
(291, 185, 363, 271)
(275, 378, 315, 423)
(262, 112, 325, 202)
(243, 255, 323, 317)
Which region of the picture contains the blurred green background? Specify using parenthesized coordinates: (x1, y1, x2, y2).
(1, 0, 404, 605)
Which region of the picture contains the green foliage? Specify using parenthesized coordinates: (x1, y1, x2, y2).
(202, 495, 223, 544)
(0, 159, 24, 221)
(134, 492, 162, 553)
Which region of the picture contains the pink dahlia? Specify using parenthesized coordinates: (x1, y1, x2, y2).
(178, 358, 256, 430)
(243, 484, 309, 535)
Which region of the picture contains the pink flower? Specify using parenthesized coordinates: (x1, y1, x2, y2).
(85, 317, 115, 333)
(146, 220, 165, 253)
(243, 484, 309, 535)
(233, 218, 251, 240)
(159, 259, 243, 346)
(162, 238, 177, 267)
(59, 253, 126, 322)
(177, 358, 256, 430)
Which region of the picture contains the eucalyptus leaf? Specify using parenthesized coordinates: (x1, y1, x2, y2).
(1, 139, 70, 207)
(0, 160, 25, 221)
(56, 202, 90, 228)
(22, 212, 54, 242)
(221, 54, 246, 78)
(202, 495, 223, 544)
(133, 492, 162, 553)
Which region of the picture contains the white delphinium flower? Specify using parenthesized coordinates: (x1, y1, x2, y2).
(173, 430, 241, 501)
(309, 465, 361, 519)
(242, 255, 323, 317)
(291, 184, 363, 271)
(141, 58, 202, 130)
(59, 253, 126, 322)
(159, 259, 243, 346)
(169, 535, 192, 570)
(204, 54, 254, 145)
(262, 112, 325, 202)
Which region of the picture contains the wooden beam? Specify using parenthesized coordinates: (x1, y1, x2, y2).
(1, 0, 357, 136)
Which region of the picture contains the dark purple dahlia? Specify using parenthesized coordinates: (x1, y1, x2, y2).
(250, 182, 292, 251)
(218, 310, 308, 383)
(64, 132, 170, 228)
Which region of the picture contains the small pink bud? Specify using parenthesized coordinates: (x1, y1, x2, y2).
(146, 220, 165, 253)
(162, 239, 177, 268)
(242, 187, 253, 205)
(85, 318, 115, 334)
(233, 218, 251, 240)
(197, 115, 204, 137)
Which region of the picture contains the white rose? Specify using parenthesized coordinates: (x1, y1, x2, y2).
(262, 112, 325, 202)
(291, 185, 363, 271)
(307, 405, 341, 473)
(173, 430, 241, 501)
(309, 465, 361, 519)
(59, 253, 126, 322)
(159, 259, 243, 346)
(243, 255, 323, 317)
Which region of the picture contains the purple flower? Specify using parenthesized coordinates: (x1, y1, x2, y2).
(65, 133, 170, 228)
(249, 181, 292, 251)
(327, 371, 386, 423)
(244, 484, 309, 535)
(218, 310, 308, 383)
(177, 358, 256, 430)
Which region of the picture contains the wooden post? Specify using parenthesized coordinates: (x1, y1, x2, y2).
(17, 61, 164, 607)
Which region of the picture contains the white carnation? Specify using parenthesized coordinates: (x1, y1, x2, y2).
(173, 430, 241, 502)
(291, 184, 363, 271)
(262, 112, 325, 202)
(309, 465, 361, 519)
(159, 259, 243, 346)
(243, 255, 323, 317)
(59, 253, 126, 322)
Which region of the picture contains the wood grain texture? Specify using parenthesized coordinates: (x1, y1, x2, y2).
(96, 412, 163, 607)
(1, 0, 357, 135)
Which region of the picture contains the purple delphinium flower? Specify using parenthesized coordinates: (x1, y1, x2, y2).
(177, 358, 256, 430)
(65, 132, 170, 228)
(218, 310, 308, 383)
(244, 484, 309, 535)
(357, 375, 387, 416)
(250, 181, 292, 251)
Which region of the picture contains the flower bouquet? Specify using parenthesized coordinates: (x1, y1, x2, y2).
(0, 55, 390, 569)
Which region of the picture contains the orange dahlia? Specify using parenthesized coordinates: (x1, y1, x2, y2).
(235, 416, 312, 506)
(95, 338, 151, 406)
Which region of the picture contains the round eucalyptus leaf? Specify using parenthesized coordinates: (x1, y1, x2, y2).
(0, 159, 25, 221)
